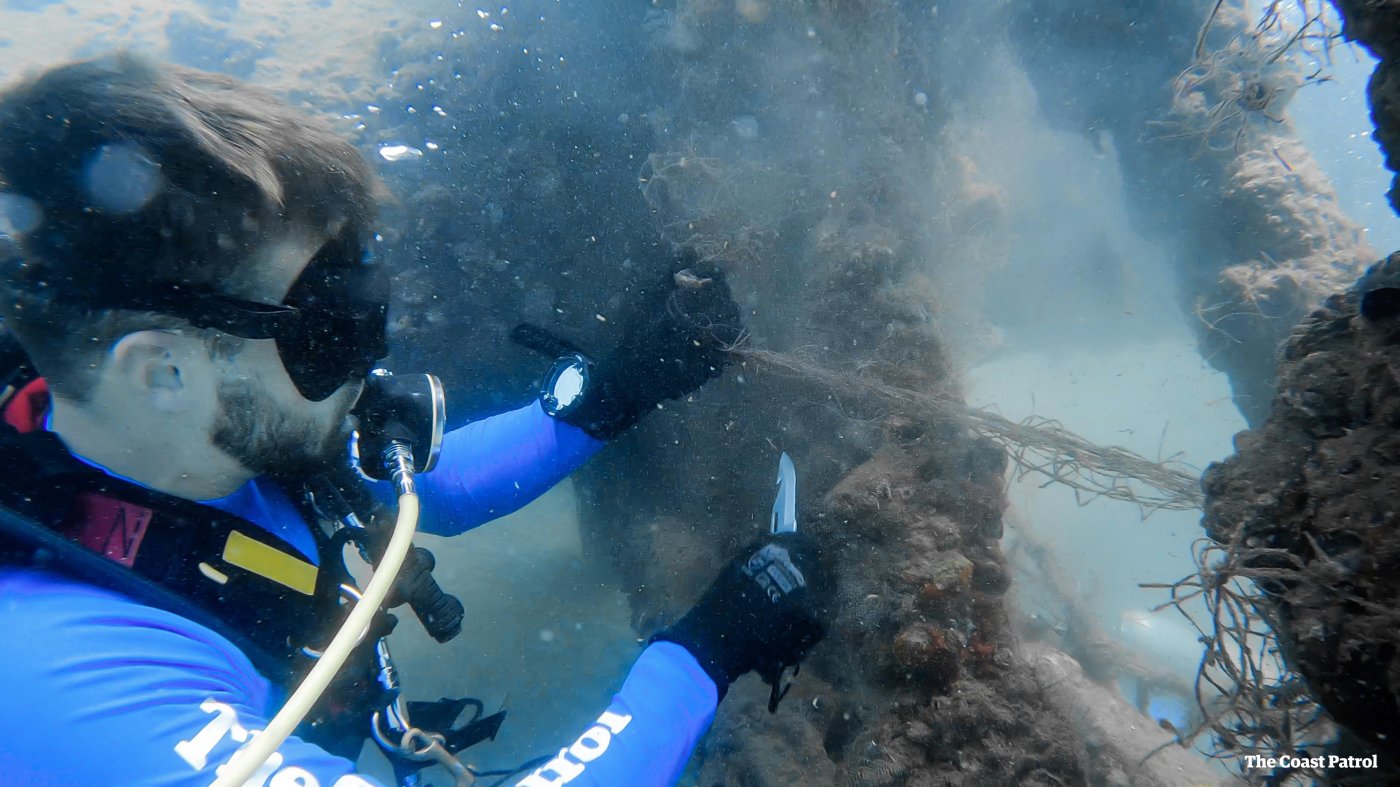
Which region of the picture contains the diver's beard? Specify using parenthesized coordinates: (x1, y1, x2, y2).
(211, 377, 352, 478)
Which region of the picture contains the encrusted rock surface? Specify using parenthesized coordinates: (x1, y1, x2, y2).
(1202, 253, 1400, 779)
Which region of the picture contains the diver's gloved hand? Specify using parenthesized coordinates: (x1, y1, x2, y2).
(571, 259, 742, 439)
(514, 257, 743, 440)
(652, 532, 832, 706)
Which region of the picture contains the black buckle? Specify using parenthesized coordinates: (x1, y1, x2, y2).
(406, 697, 508, 754)
(383, 697, 508, 782)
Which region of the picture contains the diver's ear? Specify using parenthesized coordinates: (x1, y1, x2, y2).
(107, 330, 202, 413)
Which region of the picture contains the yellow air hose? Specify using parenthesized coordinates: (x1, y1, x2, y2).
(211, 490, 421, 787)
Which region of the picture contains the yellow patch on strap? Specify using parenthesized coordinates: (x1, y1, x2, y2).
(222, 530, 318, 596)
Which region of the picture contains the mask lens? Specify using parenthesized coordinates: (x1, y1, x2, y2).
(278, 232, 389, 401)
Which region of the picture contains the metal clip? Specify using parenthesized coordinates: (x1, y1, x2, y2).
(398, 727, 475, 786)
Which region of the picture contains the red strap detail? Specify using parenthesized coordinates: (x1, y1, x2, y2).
(61, 492, 155, 567)
(0, 377, 155, 567)
(3, 377, 50, 433)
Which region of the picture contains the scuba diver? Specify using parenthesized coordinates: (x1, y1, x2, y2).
(0, 53, 831, 786)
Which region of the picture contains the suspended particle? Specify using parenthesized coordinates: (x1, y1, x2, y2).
(378, 144, 424, 162)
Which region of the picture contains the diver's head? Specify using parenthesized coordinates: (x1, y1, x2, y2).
(0, 52, 388, 490)
(200, 225, 387, 478)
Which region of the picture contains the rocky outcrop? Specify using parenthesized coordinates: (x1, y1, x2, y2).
(1202, 255, 1400, 779)
(569, 3, 1144, 784)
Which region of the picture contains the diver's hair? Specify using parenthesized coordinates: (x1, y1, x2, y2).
(0, 51, 384, 400)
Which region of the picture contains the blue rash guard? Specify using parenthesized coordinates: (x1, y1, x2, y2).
(0, 402, 719, 786)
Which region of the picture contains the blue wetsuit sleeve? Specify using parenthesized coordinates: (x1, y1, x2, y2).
(368, 401, 604, 536)
(514, 641, 719, 787)
(0, 569, 383, 787)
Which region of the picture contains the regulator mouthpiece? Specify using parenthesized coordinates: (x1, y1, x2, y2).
(354, 370, 445, 493)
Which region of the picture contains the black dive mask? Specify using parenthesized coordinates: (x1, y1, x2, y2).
(96, 230, 389, 402)
(276, 232, 389, 401)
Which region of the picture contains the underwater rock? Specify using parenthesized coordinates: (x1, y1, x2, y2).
(903, 551, 973, 604)
(1190, 135, 1372, 426)
(892, 624, 962, 687)
(971, 559, 1010, 595)
(1202, 252, 1400, 778)
(824, 451, 917, 539)
(906, 513, 963, 553)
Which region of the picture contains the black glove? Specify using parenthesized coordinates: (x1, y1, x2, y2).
(652, 532, 832, 710)
(513, 258, 744, 439)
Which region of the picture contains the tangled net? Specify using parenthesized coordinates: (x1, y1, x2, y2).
(734, 346, 1342, 780)
(1159, 0, 1339, 155)
(1141, 529, 1334, 782)
(734, 347, 1205, 514)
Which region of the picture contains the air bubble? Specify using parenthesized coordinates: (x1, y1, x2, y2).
(82, 144, 162, 214)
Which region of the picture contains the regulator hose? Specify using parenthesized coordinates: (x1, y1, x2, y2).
(211, 488, 421, 787)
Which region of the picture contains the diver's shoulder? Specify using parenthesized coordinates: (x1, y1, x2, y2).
(0, 572, 277, 783)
